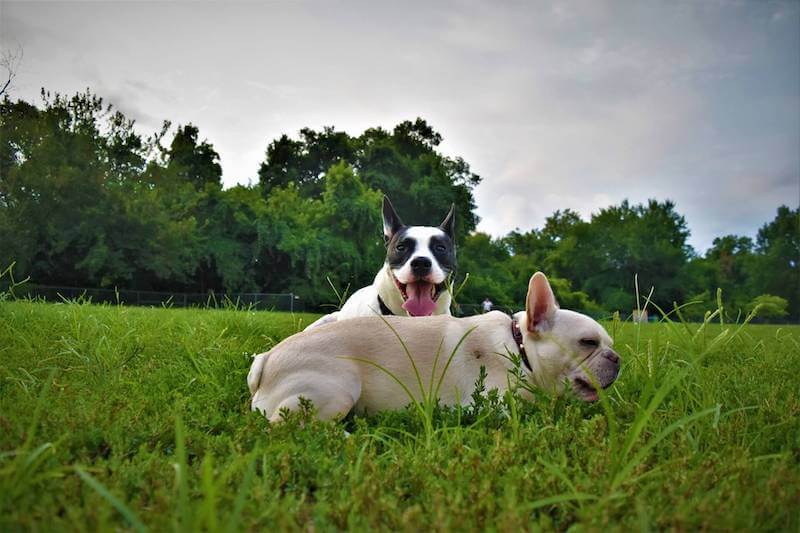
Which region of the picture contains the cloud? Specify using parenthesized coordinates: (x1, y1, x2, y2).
(455, 1, 799, 252)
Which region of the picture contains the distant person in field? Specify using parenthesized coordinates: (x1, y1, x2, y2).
(482, 297, 493, 313)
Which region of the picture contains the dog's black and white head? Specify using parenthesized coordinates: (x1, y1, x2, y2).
(382, 196, 456, 317)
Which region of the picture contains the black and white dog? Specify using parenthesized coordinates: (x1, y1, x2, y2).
(305, 197, 456, 330)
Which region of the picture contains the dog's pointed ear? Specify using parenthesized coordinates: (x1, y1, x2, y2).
(382, 196, 404, 242)
(526, 272, 559, 334)
(439, 203, 456, 241)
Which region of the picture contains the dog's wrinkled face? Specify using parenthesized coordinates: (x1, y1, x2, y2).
(521, 272, 621, 401)
(383, 197, 456, 317)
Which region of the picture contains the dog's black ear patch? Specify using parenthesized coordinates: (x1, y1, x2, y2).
(383, 196, 405, 243)
(439, 203, 456, 242)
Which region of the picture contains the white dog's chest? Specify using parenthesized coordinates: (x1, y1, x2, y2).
(337, 285, 381, 320)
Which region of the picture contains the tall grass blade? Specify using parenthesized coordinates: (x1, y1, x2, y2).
(75, 466, 146, 533)
(173, 416, 191, 532)
(611, 406, 719, 490)
(522, 492, 598, 512)
(201, 455, 218, 531)
(226, 458, 256, 533)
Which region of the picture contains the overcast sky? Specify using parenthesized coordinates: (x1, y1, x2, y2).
(2, 1, 798, 252)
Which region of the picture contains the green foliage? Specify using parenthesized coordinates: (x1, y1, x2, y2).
(456, 232, 515, 307)
(476, 204, 798, 321)
(1, 89, 797, 319)
(166, 124, 222, 190)
(752, 206, 800, 318)
(685, 206, 799, 321)
(0, 300, 798, 530)
(253, 163, 384, 302)
(258, 127, 355, 198)
(747, 294, 789, 319)
(456, 231, 607, 316)
(547, 200, 692, 312)
(258, 118, 481, 242)
(547, 277, 607, 317)
(0, 92, 481, 306)
(0, 91, 199, 289)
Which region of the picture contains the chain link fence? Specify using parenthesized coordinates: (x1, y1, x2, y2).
(9, 285, 618, 319)
(12, 284, 302, 312)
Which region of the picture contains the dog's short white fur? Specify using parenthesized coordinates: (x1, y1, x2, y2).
(248, 272, 621, 422)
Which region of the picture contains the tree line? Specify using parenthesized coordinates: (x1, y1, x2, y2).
(1, 90, 797, 320)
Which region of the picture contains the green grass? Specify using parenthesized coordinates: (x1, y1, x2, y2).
(0, 300, 798, 531)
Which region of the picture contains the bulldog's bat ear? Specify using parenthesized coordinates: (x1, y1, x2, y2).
(526, 272, 559, 334)
(439, 203, 456, 241)
(382, 195, 404, 242)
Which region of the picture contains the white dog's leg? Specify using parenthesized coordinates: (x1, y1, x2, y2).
(264, 386, 357, 424)
(247, 352, 269, 394)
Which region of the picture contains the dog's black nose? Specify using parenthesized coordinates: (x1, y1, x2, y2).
(410, 257, 432, 276)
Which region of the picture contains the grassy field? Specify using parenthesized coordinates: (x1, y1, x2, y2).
(0, 299, 798, 531)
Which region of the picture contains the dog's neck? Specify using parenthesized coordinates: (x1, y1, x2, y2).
(512, 311, 565, 393)
(511, 311, 547, 389)
(375, 264, 451, 316)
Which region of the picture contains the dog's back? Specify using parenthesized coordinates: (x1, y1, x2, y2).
(252, 312, 514, 419)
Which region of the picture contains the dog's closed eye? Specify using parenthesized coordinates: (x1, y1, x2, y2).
(579, 338, 599, 348)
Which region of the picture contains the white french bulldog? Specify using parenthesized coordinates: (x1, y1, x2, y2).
(248, 272, 621, 422)
(304, 196, 455, 330)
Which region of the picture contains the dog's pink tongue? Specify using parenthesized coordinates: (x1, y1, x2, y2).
(402, 281, 437, 317)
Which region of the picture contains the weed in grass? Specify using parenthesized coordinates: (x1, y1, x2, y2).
(322, 275, 351, 312)
(445, 271, 470, 312)
(0, 262, 29, 302)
